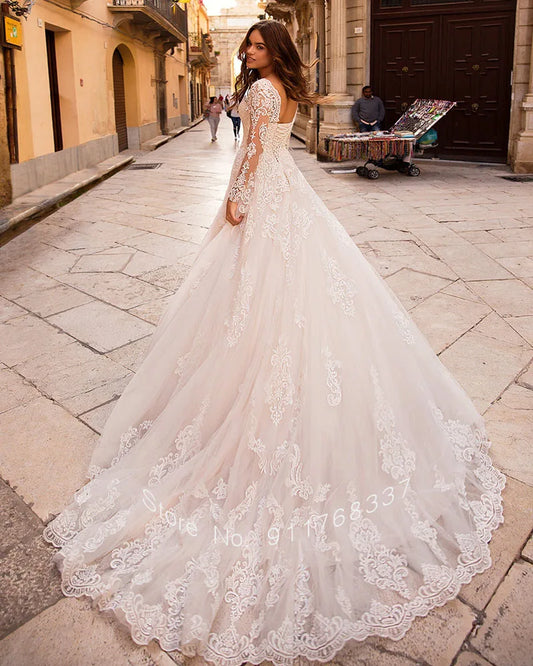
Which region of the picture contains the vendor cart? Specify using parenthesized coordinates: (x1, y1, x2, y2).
(324, 99, 456, 180)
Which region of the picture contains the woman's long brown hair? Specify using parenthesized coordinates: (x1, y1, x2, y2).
(233, 20, 319, 106)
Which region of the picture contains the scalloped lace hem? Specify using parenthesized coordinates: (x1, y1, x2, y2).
(43, 493, 504, 666)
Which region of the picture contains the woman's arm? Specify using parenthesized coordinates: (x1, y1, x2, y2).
(227, 80, 279, 217)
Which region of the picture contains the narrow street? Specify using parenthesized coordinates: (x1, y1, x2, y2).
(1, 116, 532, 666)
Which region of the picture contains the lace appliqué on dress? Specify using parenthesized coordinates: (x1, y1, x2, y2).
(265, 336, 295, 426)
(322, 345, 342, 407)
(228, 79, 281, 217)
(371, 365, 416, 481)
(321, 249, 357, 317)
(224, 266, 254, 348)
(148, 398, 210, 486)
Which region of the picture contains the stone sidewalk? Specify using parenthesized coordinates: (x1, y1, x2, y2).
(0, 116, 532, 666)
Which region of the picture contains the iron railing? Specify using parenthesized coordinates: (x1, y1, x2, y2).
(111, 0, 188, 39)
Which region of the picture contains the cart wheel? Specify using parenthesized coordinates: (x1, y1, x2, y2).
(367, 169, 379, 180)
(356, 166, 366, 177)
(407, 165, 421, 177)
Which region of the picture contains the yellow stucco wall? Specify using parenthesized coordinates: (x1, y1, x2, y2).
(13, 0, 188, 164)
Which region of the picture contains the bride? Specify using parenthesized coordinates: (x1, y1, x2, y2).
(43, 20, 506, 666)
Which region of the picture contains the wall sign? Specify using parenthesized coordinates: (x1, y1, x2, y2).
(2, 15, 23, 49)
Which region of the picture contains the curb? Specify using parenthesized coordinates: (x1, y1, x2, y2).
(0, 117, 207, 238)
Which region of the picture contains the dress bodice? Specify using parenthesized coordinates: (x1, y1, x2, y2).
(238, 80, 296, 155)
(228, 78, 297, 215)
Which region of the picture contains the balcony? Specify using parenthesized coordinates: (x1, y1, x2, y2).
(188, 31, 213, 67)
(108, 0, 187, 45)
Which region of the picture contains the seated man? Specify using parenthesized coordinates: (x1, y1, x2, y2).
(351, 86, 385, 132)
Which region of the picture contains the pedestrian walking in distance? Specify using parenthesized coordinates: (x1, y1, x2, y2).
(229, 102, 241, 140)
(352, 85, 385, 131)
(44, 18, 505, 666)
(204, 96, 222, 142)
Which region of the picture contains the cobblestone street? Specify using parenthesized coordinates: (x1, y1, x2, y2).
(0, 116, 532, 666)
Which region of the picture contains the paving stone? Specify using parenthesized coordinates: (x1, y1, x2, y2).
(57, 271, 170, 310)
(70, 252, 132, 273)
(38, 226, 114, 254)
(504, 314, 533, 346)
(384, 269, 452, 311)
(480, 240, 533, 259)
(123, 232, 196, 262)
(106, 335, 154, 372)
(439, 279, 486, 303)
(47, 300, 154, 353)
(470, 560, 533, 666)
(431, 244, 514, 281)
(63, 374, 132, 416)
(0, 267, 58, 300)
(483, 385, 533, 485)
(78, 398, 118, 434)
(494, 255, 533, 278)
(137, 262, 192, 291)
(459, 475, 533, 609)
(352, 226, 417, 242)
(370, 598, 476, 666)
(0, 597, 176, 666)
(0, 531, 63, 641)
(0, 368, 41, 414)
(15, 283, 93, 317)
(412, 225, 472, 246)
(517, 362, 533, 389)
(522, 534, 533, 563)
(453, 651, 495, 666)
(123, 250, 175, 277)
(14, 341, 133, 416)
(0, 314, 73, 367)
(488, 227, 533, 242)
(409, 292, 490, 354)
(20, 242, 78, 277)
(466, 279, 533, 317)
(365, 249, 458, 280)
(438, 326, 531, 414)
(0, 396, 96, 521)
(0, 477, 43, 557)
(128, 294, 175, 325)
(0, 295, 27, 322)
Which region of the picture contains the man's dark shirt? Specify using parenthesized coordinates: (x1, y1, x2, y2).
(351, 96, 386, 126)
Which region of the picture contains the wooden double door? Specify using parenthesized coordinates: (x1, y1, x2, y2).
(371, 0, 516, 162)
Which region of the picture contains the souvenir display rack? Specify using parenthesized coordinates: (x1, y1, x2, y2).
(324, 99, 456, 180)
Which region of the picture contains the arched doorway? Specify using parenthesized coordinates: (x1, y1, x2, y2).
(371, 0, 516, 162)
(112, 49, 128, 151)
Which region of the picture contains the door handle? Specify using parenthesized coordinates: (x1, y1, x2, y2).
(401, 101, 408, 112)
(471, 102, 479, 112)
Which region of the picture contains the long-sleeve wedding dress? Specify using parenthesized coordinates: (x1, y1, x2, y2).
(43, 78, 506, 665)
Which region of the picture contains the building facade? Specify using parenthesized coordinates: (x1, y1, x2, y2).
(0, 0, 215, 203)
(208, 0, 263, 98)
(188, 0, 215, 119)
(265, 0, 533, 172)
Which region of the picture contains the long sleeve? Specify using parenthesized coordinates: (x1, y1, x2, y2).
(377, 97, 385, 122)
(228, 79, 279, 216)
(351, 100, 361, 124)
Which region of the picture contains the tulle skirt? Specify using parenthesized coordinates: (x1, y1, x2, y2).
(43, 148, 505, 665)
